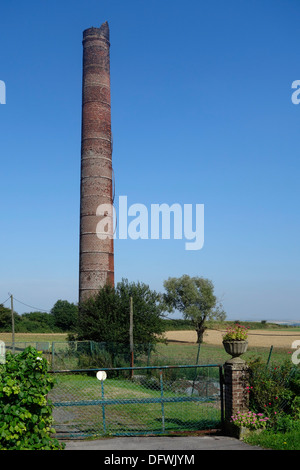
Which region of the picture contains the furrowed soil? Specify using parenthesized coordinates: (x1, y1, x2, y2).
(163, 329, 300, 349)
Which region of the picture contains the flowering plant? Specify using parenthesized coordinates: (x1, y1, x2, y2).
(230, 411, 269, 430)
(222, 324, 249, 341)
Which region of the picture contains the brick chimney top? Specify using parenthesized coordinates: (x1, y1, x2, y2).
(83, 21, 109, 42)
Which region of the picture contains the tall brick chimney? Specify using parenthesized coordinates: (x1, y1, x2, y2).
(79, 22, 114, 304)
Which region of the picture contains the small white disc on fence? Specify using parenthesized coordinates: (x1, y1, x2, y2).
(96, 371, 107, 381)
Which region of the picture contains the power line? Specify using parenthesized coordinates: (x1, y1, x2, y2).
(0, 296, 11, 306)
(11, 296, 51, 313)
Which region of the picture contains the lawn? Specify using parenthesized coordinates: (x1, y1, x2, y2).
(150, 342, 288, 369)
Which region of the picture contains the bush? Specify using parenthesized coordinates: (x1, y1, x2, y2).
(244, 358, 300, 449)
(16, 311, 56, 333)
(0, 347, 64, 450)
(248, 357, 300, 424)
(78, 350, 130, 371)
(273, 414, 298, 433)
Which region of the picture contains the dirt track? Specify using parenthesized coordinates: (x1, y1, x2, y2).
(164, 329, 300, 349)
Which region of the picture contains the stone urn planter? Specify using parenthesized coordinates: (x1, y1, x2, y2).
(222, 340, 248, 358)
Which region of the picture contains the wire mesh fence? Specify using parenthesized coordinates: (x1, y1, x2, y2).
(3, 332, 297, 369)
(2, 339, 298, 438)
(3, 339, 285, 371)
(48, 364, 223, 439)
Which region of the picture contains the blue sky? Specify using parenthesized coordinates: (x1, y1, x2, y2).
(0, 0, 299, 321)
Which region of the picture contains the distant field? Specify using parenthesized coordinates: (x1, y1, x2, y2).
(1, 327, 299, 350)
(163, 329, 300, 349)
(0, 333, 67, 344)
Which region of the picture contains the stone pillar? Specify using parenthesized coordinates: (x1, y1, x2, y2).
(79, 21, 114, 304)
(223, 357, 249, 436)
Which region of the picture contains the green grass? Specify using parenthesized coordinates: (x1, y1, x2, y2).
(244, 426, 300, 450)
(151, 342, 290, 368)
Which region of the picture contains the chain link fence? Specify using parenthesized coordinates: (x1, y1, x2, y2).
(3, 340, 282, 368)
(3, 339, 298, 438)
(48, 364, 223, 439)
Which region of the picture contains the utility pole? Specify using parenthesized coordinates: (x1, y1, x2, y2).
(129, 296, 134, 377)
(9, 293, 15, 353)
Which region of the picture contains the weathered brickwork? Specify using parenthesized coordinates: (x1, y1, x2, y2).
(79, 22, 114, 303)
(223, 359, 249, 434)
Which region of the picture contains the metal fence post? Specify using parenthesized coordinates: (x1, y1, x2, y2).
(219, 365, 224, 428)
(159, 369, 165, 432)
(266, 345, 273, 367)
(51, 342, 55, 370)
(147, 343, 151, 368)
(191, 344, 201, 395)
(101, 380, 106, 434)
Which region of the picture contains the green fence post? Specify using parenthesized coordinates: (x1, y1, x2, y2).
(191, 343, 201, 395)
(101, 380, 106, 434)
(51, 342, 55, 370)
(160, 369, 165, 433)
(147, 344, 151, 368)
(266, 345, 273, 367)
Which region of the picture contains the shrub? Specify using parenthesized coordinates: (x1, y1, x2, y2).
(0, 347, 64, 450)
(273, 414, 298, 433)
(248, 357, 300, 424)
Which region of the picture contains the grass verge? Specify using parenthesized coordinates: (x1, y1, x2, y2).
(244, 425, 300, 450)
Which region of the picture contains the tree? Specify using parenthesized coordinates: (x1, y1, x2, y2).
(163, 275, 226, 343)
(116, 279, 165, 348)
(18, 311, 55, 332)
(73, 279, 165, 356)
(0, 304, 20, 332)
(50, 300, 78, 332)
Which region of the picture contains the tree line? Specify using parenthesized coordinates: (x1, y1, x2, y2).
(0, 299, 78, 333)
(0, 275, 226, 344)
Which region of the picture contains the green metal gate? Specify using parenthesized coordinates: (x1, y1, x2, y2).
(49, 364, 224, 439)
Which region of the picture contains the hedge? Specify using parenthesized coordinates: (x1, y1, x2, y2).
(0, 346, 64, 450)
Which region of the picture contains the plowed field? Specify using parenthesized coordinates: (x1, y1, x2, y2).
(164, 329, 300, 349)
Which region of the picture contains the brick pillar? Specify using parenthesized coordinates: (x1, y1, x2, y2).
(223, 357, 249, 436)
(79, 21, 114, 304)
